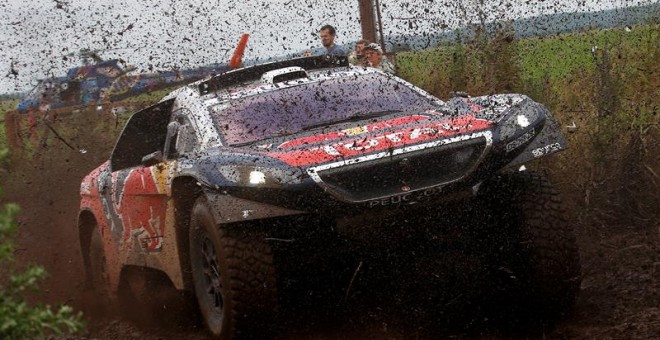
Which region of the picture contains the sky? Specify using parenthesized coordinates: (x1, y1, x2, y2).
(0, 0, 655, 93)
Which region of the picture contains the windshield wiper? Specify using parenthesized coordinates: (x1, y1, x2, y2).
(301, 110, 402, 131)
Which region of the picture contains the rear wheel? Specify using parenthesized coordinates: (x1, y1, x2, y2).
(478, 171, 581, 324)
(189, 196, 277, 339)
(79, 214, 113, 316)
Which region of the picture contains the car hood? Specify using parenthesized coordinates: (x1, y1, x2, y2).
(249, 110, 493, 168)
(182, 93, 563, 206)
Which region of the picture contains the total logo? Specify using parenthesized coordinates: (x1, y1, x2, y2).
(323, 127, 444, 155)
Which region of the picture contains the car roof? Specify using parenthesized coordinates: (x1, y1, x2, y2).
(198, 54, 351, 95)
(209, 67, 382, 102)
(164, 55, 375, 103)
(166, 55, 391, 106)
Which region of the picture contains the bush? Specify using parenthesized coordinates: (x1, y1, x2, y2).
(0, 149, 84, 340)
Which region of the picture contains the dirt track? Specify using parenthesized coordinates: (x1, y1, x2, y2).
(2, 122, 659, 339)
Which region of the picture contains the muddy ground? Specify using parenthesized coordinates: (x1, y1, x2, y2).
(1, 119, 659, 340)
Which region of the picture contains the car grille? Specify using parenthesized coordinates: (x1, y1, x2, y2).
(313, 136, 489, 202)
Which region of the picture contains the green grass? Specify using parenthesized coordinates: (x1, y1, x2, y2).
(396, 24, 659, 96)
(396, 46, 454, 94)
(121, 87, 174, 103)
(0, 99, 17, 115)
(517, 25, 659, 83)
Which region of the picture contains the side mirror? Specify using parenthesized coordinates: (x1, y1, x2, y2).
(163, 121, 180, 159)
(141, 150, 164, 167)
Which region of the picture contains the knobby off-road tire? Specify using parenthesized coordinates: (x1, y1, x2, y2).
(480, 171, 581, 323)
(189, 196, 278, 339)
(79, 216, 114, 316)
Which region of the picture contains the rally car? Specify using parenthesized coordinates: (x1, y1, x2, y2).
(78, 55, 581, 338)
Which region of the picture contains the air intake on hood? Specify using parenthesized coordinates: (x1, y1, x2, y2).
(261, 67, 308, 84)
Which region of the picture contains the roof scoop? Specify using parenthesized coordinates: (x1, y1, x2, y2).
(261, 67, 308, 84)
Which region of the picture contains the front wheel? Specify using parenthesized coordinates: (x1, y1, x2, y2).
(189, 196, 277, 339)
(479, 171, 581, 324)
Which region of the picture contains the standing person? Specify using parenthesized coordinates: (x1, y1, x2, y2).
(348, 39, 370, 66)
(304, 25, 346, 56)
(363, 43, 395, 74)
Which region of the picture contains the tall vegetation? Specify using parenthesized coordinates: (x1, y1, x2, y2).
(397, 22, 660, 230)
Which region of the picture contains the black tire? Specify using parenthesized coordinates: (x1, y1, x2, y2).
(478, 171, 581, 323)
(79, 215, 113, 316)
(189, 196, 278, 339)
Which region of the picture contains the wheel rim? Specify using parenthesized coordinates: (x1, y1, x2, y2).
(199, 234, 224, 315)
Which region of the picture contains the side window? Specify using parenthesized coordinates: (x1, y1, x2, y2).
(173, 109, 198, 156)
(110, 99, 175, 171)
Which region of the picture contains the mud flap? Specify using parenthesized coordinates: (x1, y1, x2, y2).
(204, 191, 305, 224)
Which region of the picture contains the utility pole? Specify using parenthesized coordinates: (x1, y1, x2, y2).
(358, 0, 377, 43)
(357, 0, 386, 52)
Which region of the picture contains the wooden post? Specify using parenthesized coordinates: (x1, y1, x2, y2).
(358, 0, 377, 44)
(374, 0, 386, 53)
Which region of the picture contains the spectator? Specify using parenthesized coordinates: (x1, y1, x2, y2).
(348, 39, 369, 66)
(304, 24, 346, 56)
(363, 43, 395, 74)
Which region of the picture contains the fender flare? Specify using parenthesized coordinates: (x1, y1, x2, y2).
(203, 190, 305, 224)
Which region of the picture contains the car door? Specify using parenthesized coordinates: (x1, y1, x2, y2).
(101, 99, 176, 253)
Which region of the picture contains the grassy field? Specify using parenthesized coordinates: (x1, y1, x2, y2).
(397, 24, 659, 98)
(398, 22, 660, 229)
(518, 24, 659, 84)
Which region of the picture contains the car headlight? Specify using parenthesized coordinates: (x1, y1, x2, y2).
(217, 165, 304, 187)
(249, 170, 267, 184)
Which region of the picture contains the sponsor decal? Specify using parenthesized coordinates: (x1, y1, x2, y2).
(343, 126, 369, 136)
(99, 162, 174, 252)
(277, 115, 430, 150)
(506, 128, 535, 153)
(344, 138, 379, 151)
(368, 186, 444, 207)
(270, 115, 492, 167)
(80, 181, 91, 195)
(532, 142, 562, 158)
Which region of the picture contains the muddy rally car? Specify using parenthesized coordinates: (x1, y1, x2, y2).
(78, 55, 581, 338)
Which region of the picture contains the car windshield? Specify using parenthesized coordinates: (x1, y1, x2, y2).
(209, 73, 439, 145)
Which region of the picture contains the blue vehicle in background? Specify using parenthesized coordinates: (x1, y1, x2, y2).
(15, 33, 249, 114)
(5, 34, 249, 151)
